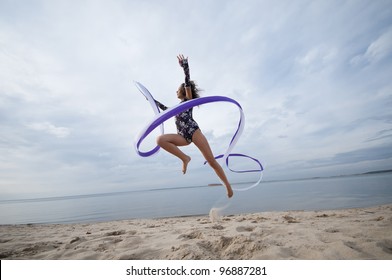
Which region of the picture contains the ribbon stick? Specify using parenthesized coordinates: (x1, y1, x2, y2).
(134, 81, 263, 191)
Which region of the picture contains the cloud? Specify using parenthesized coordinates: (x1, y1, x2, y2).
(296, 45, 338, 74)
(26, 122, 70, 138)
(351, 27, 392, 66)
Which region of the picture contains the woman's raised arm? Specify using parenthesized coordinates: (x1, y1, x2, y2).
(177, 54, 193, 100)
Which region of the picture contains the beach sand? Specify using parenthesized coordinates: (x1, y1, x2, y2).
(0, 204, 391, 260)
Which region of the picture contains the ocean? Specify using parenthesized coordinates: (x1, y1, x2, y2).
(1, 172, 391, 225)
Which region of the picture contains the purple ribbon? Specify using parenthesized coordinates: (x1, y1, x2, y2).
(134, 81, 263, 191)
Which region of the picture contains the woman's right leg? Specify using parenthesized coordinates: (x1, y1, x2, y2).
(157, 134, 191, 174)
(191, 130, 233, 198)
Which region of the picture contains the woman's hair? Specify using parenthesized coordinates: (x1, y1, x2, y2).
(180, 80, 201, 99)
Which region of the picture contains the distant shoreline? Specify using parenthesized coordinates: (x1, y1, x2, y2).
(208, 169, 392, 187)
(2, 169, 392, 203)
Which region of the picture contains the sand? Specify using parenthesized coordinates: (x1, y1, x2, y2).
(0, 204, 391, 260)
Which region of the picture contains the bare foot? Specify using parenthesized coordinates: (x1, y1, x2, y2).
(227, 185, 234, 198)
(182, 156, 191, 174)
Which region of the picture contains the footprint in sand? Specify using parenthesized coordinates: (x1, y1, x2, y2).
(236, 226, 255, 232)
(282, 215, 300, 223)
(377, 240, 392, 254)
(325, 228, 339, 233)
(343, 241, 374, 258)
(316, 214, 329, 218)
(0, 251, 12, 259)
(178, 231, 203, 240)
(66, 237, 85, 249)
(70, 237, 82, 244)
(105, 230, 126, 236)
(197, 218, 210, 224)
(212, 225, 225, 230)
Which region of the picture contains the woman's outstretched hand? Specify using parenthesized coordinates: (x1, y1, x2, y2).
(177, 54, 188, 68)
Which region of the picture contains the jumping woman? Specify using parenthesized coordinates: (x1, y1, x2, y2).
(155, 54, 234, 198)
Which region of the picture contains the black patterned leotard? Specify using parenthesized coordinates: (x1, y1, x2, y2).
(175, 99, 199, 143)
(155, 99, 199, 143)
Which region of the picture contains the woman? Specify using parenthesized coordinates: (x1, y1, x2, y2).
(155, 54, 234, 198)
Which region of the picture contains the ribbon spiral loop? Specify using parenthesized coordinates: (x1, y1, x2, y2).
(134, 81, 263, 191)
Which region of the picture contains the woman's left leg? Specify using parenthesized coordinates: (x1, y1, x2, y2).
(192, 129, 233, 198)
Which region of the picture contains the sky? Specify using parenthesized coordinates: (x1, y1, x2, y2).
(1, 0, 392, 199)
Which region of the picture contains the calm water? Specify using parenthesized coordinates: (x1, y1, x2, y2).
(0, 173, 391, 225)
